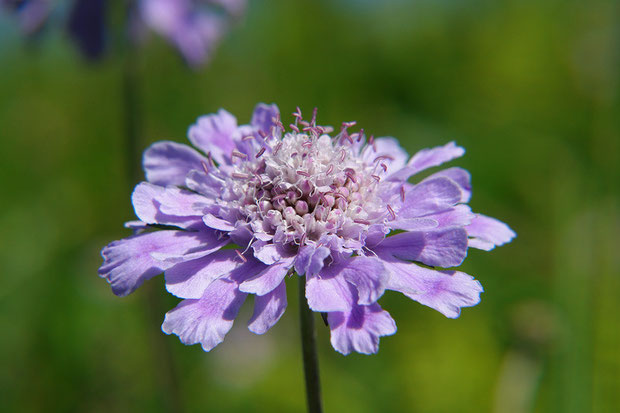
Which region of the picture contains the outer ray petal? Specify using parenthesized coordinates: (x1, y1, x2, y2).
(248, 281, 287, 334)
(162, 278, 247, 352)
(328, 303, 397, 355)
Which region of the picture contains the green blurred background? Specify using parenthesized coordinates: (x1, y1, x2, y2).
(1, 0, 618, 412)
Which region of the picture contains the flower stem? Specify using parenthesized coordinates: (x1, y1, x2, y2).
(298, 275, 324, 413)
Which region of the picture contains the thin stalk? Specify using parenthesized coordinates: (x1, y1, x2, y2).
(298, 275, 323, 413)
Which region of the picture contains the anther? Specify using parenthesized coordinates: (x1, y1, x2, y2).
(255, 147, 266, 158)
(354, 219, 371, 225)
(232, 150, 247, 159)
(296, 170, 310, 177)
(325, 165, 334, 175)
(235, 250, 247, 263)
(201, 161, 210, 174)
(386, 204, 396, 220)
(371, 175, 381, 182)
(400, 186, 406, 202)
(274, 142, 282, 154)
(232, 172, 250, 179)
(289, 124, 300, 133)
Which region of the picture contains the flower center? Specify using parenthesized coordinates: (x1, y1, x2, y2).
(217, 118, 390, 250)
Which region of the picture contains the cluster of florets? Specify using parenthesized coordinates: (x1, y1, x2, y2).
(100, 103, 515, 355)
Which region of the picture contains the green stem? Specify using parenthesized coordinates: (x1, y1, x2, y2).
(298, 275, 323, 413)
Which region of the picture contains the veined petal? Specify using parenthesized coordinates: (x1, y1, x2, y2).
(361, 137, 409, 177)
(380, 255, 483, 318)
(325, 257, 388, 306)
(99, 230, 208, 296)
(467, 214, 516, 251)
(143, 141, 207, 186)
(250, 103, 279, 134)
(162, 278, 247, 352)
(374, 227, 468, 268)
(397, 177, 462, 218)
(388, 141, 465, 181)
(239, 258, 293, 296)
(188, 109, 238, 165)
(294, 244, 331, 277)
(328, 303, 396, 355)
(305, 272, 354, 312)
(132, 182, 206, 228)
(248, 281, 287, 334)
(425, 167, 472, 203)
(165, 249, 239, 299)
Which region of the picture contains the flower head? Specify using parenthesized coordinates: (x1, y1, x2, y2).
(99, 103, 515, 355)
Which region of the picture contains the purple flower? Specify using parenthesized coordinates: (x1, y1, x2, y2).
(135, 0, 245, 67)
(99, 104, 515, 355)
(1, 0, 51, 35)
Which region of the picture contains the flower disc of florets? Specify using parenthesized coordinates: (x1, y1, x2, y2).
(213, 118, 390, 253)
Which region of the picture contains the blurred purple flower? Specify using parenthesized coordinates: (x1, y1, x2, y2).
(99, 104, 515, 355)
(67, 0, 106, 59)
(1, 0, 51, 35)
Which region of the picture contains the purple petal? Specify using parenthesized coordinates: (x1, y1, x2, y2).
(252, 241, 283, 265)
(328, 303, 397, 355)
(425, 167, 472, 202)
(248, 281, 287, 335)
(305, 272, 354, 312)
(380, 256, 483, 318)
(239, 258, 293, 295)
(397, 177, 462, 218)
(165, 249, 239, 299)
(250, 103, 279, 134)
(325, 257, 388, 306)
(143, 141, 207, 186)
(373, 227, 468, 268)
(361, 137, 409, 177)
(202, 213, 235, 231)
(466, 214, 516, 251)
(132, 182, 206, 228)
(388, 141, 465, 181)
(188, 109, 238, 165)
(294, 244, 331, 277)
(99, 230, 209, 296)
(162, 278, 247, 352)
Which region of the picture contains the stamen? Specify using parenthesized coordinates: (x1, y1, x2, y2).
(343, 121, 356, 128)
(354, 219, 371, 225)
(340, 150, 346, 162)
(380, 163, 388, 172)
(289, 124, 300, 133)
(242, 135, 255, 141)
(201, 161, 210, 174)
(374, 155, 395, 162)
(232, 172, 250, 179)
(371, 175, 381, 182)
(293, 107, 303, 119)
(274, 142, 282, 154)
(326, 165, 334, 175)
(296, 170, 310, 177)
(400, 186, 406, 202)
(232, 150, 247, 159)
(235, 249, 247, 263)
(255, 147, 266, 158)
(299, 120, 310, 127)
(386, 204, 396, 220)
(311, 107, 318, 126)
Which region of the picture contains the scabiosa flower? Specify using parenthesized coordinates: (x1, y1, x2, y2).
(99, 103, 515, 355)
(134, 0, 245, 67)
